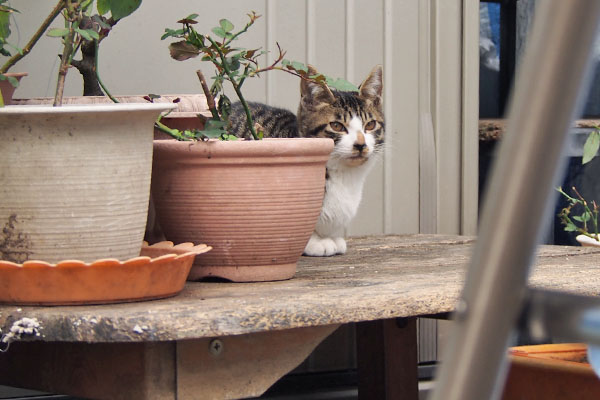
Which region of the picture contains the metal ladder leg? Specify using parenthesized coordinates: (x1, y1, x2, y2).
(430, 2, 600, 399)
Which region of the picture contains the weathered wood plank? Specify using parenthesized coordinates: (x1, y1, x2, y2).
(357, 318, 419, 400)
(0, 234, 598, 343)
(177, 324, 339, 399)
(0, 341, 176, 400)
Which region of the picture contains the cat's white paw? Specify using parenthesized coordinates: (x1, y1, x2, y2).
(303, 234, 346, 256)
(333, 237, 347, 254)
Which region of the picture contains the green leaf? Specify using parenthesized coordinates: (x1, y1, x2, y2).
(200, 129, 228, 138)
(326, 77, 359, 92)
(0, 73, 18, 88)
(0, 11, 10, 40)
(92, 15, 112, 30)
(47, 28, 70, 38)
(573, 214, 591, 222)
(161, 28, 184, 41)
(97, 0, 110, 15)
(220, 19, 234, 32)
(6, 75, 17, 88)
(205, 119, 227, 130)
(75, 27, 99, 41)
(583, 130, 600, 164)
(80, 0, 94, 12)
(291, 61, 308, 73)
(212, 27, 232, 39)
(188, 30, 205, 47)
(108, 0, 141, 21)
(221, 133, 238, 141)
(565, 222, 578, 232)
(225, 57, 241, 72)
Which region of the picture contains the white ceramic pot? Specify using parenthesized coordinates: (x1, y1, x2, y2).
(576, 234, 600, 247)
(0, 103, 175, 263)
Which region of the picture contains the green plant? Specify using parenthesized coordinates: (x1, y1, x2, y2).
(582, 125, 600, 164)
(0, 0, 141, 106)
(0, 1, 18, 58)
(557, 186, 599, 241)
(159, 11, 357, 141)
(45, 0, 142, 105)
(0, 0, 24, 105)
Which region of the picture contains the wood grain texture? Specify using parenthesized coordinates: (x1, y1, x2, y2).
(0, 341, 176, 400)
(357, 318, 418, 400)
(1, 234, 599, 343)
(177, 325, 338, 399)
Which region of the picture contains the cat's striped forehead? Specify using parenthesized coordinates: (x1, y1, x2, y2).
(331, 94, 377, 123)
(298, 90, 385, 144)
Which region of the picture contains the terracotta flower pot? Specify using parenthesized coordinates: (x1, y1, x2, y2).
(151, 138, 333, 282)
(0, 72, 27, 105)
(502, 343, 600, 400)
(0, 103, 175, 264)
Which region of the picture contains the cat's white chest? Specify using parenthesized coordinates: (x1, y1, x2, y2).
(316, 161, 373, 236)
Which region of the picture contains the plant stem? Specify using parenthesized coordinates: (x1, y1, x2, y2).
(94, 40, 118, 103)
(0, 0, 65, 74)
(593, 200, 599, 240)
(154, 118, 184, 140)
(53, 16, 76, 106)
(222, 14, 257, 47)
(207, 36, 258, 139)
(196, 69, 219, 120)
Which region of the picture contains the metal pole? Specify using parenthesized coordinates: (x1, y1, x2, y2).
(430, 2, 600, 400)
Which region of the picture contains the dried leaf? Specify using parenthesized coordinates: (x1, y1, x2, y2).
(169, 41, 200, 61)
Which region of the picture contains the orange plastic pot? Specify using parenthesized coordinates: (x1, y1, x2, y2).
(501, 343, 600, 400)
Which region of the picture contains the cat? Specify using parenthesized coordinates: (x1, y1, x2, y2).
(229, 65, 384, 256)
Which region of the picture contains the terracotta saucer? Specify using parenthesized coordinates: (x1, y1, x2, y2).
(0, 242, 211, 305)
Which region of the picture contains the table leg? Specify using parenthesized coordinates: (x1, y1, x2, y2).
(356, 317, 419, 400)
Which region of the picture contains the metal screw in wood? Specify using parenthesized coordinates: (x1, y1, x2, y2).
(209, 339, 223, 356)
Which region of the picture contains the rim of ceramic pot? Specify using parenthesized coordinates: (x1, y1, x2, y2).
(12, 95, 209, 115)
(0, 103, 177, 114)
(154, 137, 335, 157)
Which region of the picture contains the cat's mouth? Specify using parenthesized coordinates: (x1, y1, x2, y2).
(345, 155, 369, 166)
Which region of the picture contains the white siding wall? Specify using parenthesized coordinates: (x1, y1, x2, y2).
(4, 0, 478, 236)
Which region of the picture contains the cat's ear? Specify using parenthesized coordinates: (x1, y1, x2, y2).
(359, 65, 383, 105)
(301, 65, 335, 107)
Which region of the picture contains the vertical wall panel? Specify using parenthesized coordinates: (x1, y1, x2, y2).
(268, 0, 307, 111)
(432, 0, 463, 234)
(312, 0, 347, 77)
(347, 0, 386, 236)
(461, 0, 480, 235)
(386, 1, 422, 234)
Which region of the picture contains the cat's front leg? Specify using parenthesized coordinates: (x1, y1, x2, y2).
(303, 233, 347, 256)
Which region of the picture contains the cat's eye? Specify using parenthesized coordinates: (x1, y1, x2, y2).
(365, 120, 377, 131)
(329, 122, 345, 132)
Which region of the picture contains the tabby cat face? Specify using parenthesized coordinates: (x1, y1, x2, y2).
(297, 65, 384, 167)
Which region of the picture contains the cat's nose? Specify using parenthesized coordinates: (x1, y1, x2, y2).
(354, 143, 366, 153)
(354, 131, 366, 154)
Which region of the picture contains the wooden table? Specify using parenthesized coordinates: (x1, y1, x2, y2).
(1, 234, 599, 399)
